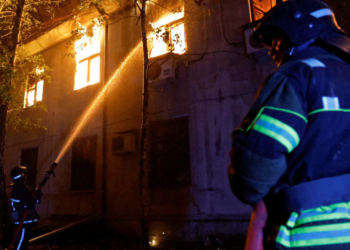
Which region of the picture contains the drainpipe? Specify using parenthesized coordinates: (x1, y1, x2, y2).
(102, 21, 108, 214)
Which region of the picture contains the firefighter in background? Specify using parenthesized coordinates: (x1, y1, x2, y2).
(10, 166, 41, 250)
(228, 0, 350, 249)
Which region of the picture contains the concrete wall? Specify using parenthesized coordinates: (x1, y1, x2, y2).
(4, 0, 277, 242)
(5, 30, 106, 216)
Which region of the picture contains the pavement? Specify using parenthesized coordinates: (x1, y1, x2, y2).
(27, 234, 246, 250)
(26, 221, 246, 250)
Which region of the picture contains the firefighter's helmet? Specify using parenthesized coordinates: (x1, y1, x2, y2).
(252, 0, 350, 57)
(11, 166, 27, 182)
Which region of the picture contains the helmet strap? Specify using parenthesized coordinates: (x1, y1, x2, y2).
(286, 38, 317, 56)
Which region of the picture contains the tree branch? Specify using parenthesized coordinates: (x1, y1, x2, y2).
(0, 11, 16, 15)
(93, 3, 110, 18)
(0, 15, 16, 19)
(1, 31, 11, 38)
(7, 109, 25, 113)
(24, 0, 65, 7)
(0, 0, 10, 12)
(134, 0, 141, 12)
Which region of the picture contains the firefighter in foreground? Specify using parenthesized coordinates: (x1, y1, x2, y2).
(10, 166, 41, 250)
(228, 0, 350, 249)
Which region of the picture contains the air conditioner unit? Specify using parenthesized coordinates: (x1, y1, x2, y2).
(148, 54, 175, 83)
(243, 25, 266, 54)
(111, 133, 135, 154)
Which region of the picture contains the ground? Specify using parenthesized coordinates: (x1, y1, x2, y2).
(28, 235, 246, 250)
(25, 218, 246, 250)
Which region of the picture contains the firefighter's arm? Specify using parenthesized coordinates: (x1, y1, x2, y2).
(228, 72, 308, 205)
(20, 186, 39, 209)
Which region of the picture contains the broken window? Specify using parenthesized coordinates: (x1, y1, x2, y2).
(149, 117, 191, 188)
(74, 26, 101, 90)
(250, 0, 286, 21)
(71, 135, 97, 192)
(151, 11, 186, 57)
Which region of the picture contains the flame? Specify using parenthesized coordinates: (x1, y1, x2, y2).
(36, 80, 44, 102)
(151, 11, 184, 29)
(150, 11, 185, 58)
(74, 25, 101, 90)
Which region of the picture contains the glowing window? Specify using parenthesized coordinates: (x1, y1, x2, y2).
(24, 80, 44, 108)
(74, 26, 101, 90)
(250, 0, 286, 21)
(151, 12, 185, 58)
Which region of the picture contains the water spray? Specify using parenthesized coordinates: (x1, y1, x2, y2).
(55, 41, 142, 163)
(8, 41, 143, 250)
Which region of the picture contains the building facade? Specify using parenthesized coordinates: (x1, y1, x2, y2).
(4, 0, 280, 242)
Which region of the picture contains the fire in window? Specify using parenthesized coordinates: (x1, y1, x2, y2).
(24, 68, 44, 108)
(151, 11, 185, 58)
(74, 26, 101, 90)
(250, 0, 286, 21)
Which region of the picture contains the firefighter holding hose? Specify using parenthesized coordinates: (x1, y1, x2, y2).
(9, 166, 42, 250)
(228, 0, 350, 249)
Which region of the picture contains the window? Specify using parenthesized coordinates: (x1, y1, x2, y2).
(20, 147, 38, 190)
(74, 26, 101, 90)
(24, 81, 43, 107)
(149, 117, 191, 188)
(151, 11, 186, 57)
(250, 0, 286, 21)
(24, 68, 44, 108)
(71, 135, 97, 191)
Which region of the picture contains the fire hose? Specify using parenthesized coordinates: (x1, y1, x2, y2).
(7, 162, 58, 250)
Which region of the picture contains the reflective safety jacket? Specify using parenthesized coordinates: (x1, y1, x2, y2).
(10, 181, 40, 224)
(230, 46, 350, 218)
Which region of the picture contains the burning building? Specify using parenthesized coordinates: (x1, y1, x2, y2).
(4, 0, 287, 242)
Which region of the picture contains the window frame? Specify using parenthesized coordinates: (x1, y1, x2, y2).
(70, 135, 97, 192)
(249, 0, 284, 22)
(74, 27, 102, 91)
(24, 80, 44, 108)
(151, 18, 186, 58)
(148, 116, 191, 188)
(78, 53, 100, 85)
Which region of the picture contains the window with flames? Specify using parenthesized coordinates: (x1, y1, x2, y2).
(250, 0, 286, 21)
(74, 26, 101, 90)
(24, 68, 44, 108)
(151, 11, 186, 58)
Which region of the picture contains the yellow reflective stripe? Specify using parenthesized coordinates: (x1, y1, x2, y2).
(277, 223, 350, 247)
(253, 124, 294, 152)
(286, 212, 299, 228)
(296, 213, 350, 227)
(244, 106, 307, 131)
(259, 115, 300, 145)
(252, 114, 300, 152)
(309, 108, 350, 116)
(278, 235, 350, 247)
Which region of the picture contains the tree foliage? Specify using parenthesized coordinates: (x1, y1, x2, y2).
(0, 0, 58, 242)
(0, 0, 57, 131)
